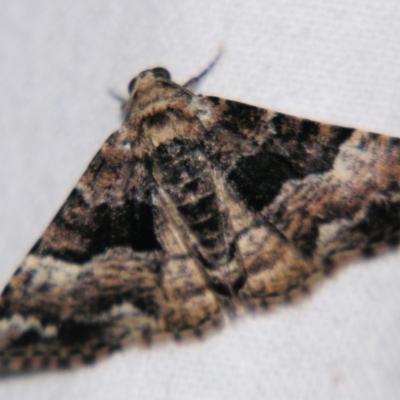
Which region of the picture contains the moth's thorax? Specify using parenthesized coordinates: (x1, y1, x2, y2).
(123, 74, 203, 152)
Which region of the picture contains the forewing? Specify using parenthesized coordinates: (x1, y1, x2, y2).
(197, 97, 400, 305)
(0, 127, 221, 372)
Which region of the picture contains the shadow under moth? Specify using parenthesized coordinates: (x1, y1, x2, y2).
(0, 64, 399, 373)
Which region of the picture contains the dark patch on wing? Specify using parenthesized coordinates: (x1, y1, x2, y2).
(1, 284, 13, 297)
(329, 126, 355, 146)
(227, 113, 353, 211)
(10, 328, 42, 347)
(292, 218, 320, 257)
(132, 296, 160, 316)
(232, 274, 247, 294)
(353, 197, 400, 248)
(206, 96, 221, 107)
(269, 114, 354, 174)
(228, 149, 302, 211)
(216, 99, 265, 135)
(29, 189, 161, 264)
(389, 136, 400, 146)
(57, 358, 71, 368)
(12, 267, 22, 276)
(210, 281, 232, 297)
(210, 273, 246, 297)
(57, 319, 105, 346)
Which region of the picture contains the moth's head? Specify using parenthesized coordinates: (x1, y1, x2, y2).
(127, 67, 172, 96)
(122, 67, 180, 121)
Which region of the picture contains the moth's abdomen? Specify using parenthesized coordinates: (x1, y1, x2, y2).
(153, 139, 245, 295)
(154, 140, 221, 251)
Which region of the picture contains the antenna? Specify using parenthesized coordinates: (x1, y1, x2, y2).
(183, 47, 223, 91)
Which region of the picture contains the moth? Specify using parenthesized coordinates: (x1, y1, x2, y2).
(1, 63, 399, 373)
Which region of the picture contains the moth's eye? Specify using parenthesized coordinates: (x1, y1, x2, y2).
(152, 67, 171, 80)
(128, 77, 137, 94)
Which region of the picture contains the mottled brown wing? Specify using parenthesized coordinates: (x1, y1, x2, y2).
(197, 96, 400, 306)
(0, 128, 221, 373)
(2, 66, 400, 374)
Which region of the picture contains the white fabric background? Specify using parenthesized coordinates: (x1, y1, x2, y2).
(0, 1, 399, 399)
